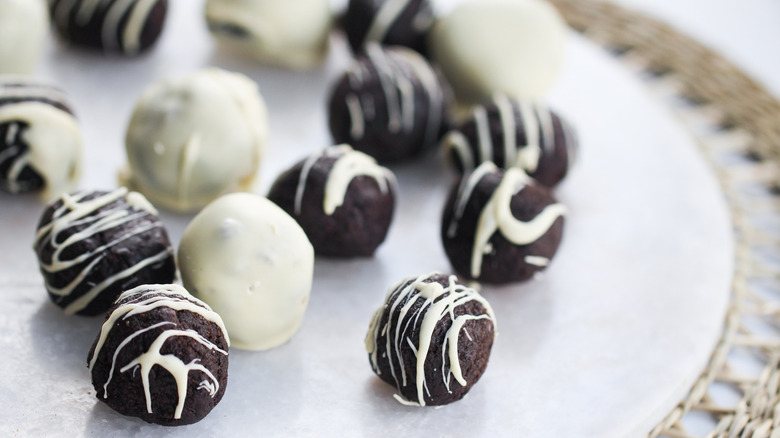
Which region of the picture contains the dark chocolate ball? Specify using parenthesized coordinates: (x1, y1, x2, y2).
(0, 79, 80, 195)
(267, 144, 396, 257)
(343, 0, 434, 56)
(49, 0, 168, 55)
(328, 43, 451, 163)
(88, 284, 229, 426)
(33, 188, 176, 316)
(441, 162, 566, 284)
(441, 96, 578, 187)
(366, 273, 496, 406)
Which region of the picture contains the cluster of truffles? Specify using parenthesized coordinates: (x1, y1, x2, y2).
(8, 0, 584, 427)
(32, 188, 317, 423)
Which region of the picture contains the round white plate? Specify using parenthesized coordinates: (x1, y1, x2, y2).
(0, 1, 732, 436)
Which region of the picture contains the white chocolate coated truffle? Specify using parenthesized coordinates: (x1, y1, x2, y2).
(178, 193, 314, 351)
(430, 0, 567, 105)
(0, 0, 49, 75)
(205, 0, 333, 69)
(122, 68, 268, 212)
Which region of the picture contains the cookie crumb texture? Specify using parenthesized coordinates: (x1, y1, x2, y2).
(88, 284, 230, 426)
(442, 162, 565, 284)
(49, 0, 168, 55)
(33, 188, 175, 316)
(366, 273, 496, 406)
(268, 144, 396, 257)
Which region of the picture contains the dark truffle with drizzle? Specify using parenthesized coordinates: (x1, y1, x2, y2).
(88, 284, 229, 426)
(33, 188, 176, 316)
(366, 272, 496, 406)
(0, 78, 81, 197)
(343, 0, 435, 56)
(442, 162, 566, 284)
(267, 144, 396, 257)
(441, 95, 578, 187)
(328, 43, 450, 163)
(49, 0, 168, 55)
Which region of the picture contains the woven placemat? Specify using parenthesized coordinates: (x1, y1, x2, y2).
(548, 1, 780, 436)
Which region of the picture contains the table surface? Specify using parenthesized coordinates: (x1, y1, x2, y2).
(0, 0, 749, 436)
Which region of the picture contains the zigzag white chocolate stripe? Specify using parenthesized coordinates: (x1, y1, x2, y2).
(447, 163, 567, 279)
(366, 273, 496, 406)
(90, 284, 229, 420)
(33, 188, 170, 314)
(293, 144, 395, 216)
(50, 0, 161, 54)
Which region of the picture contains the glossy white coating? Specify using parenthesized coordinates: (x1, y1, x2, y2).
(178, 193, 314, 351)
(123, 68, 268, 211)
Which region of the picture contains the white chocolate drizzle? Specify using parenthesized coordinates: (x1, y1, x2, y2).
(346, 44, 445, 148)
(442, 96, 574, 176)
(293, 144, 395, 216)
(33, 188, 172, 314)
(470, 167, 567, 278)
(363, 0, 412, 45)
(361, 0, 433, 48)
(52, 0, 162, 55)
(89, 284, 229, 420)
(366, 273, 496, 406)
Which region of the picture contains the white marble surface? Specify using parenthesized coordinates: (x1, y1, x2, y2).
(0, 1, 734, 436)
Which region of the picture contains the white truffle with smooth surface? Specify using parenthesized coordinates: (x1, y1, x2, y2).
(205, 0, 333, 69)
(122, 68, 268, 211)
(430, 0, 567, 105)
(178, 193, 315, 351)
(0, 0, 49, 75)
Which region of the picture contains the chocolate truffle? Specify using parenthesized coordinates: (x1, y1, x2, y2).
(48, 0, 168, 55)
(343, 0, 434, 56)
(206, 0, 333, 69)
(442, 95, 578, 187)
(442, 162, 566, 284)
(0, 0, 49, 74)
(88, 284, 229, 426)
(366, 272, 496, 406)
(122, 68, 268, 212)
(179, 193, 314, 351)
(268, 144, 396, 257)
(33, 188, 176, 316)
(328, 43, 450, 163)
(0, 78, 81, 198)
(429, 0, 567, 104)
